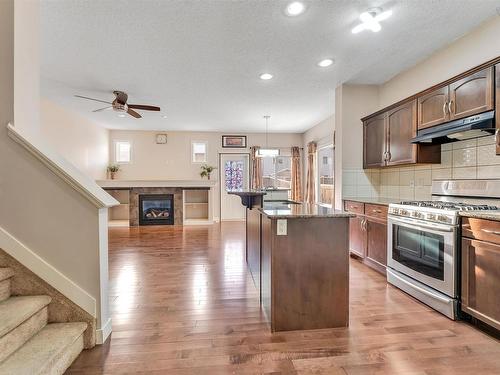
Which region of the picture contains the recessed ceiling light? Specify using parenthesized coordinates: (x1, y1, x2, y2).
(118, 114, 126, 118)
(285, 2, 306, 16)
(162, 115, 168, 119)
(352, 8, 392, 34)
(260, 73, 274, 80)
(318, 58, 334, 68)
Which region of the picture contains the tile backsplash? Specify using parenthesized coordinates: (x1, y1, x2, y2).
(342, 135, 500, 201)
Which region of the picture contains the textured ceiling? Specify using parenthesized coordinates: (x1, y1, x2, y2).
(40, 0, 498, 132)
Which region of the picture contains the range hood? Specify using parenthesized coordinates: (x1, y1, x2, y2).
(411, 110, 495, 145)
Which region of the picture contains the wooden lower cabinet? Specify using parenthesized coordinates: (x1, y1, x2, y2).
(349, 216, 365, 258)
(344, 200, 387, 275)
(461, 236, 500, 331)
(364, 218, 388, 274)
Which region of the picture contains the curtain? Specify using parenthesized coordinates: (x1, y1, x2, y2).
(250, 146, 263, 190)
(290, 146, 302, 202)
(305, 142, 317, 203)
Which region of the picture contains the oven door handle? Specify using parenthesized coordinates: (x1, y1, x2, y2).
(389, 216, 454, 233)
(388, 269, 451, 303)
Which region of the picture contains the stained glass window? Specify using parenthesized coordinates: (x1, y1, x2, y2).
(225, 160, 244, 191)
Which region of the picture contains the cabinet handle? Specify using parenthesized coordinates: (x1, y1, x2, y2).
(372, 209, 382, 214)
(448, 100, 453, 115)
(442, 102, 448, 117)
(481, 228, 500, 236)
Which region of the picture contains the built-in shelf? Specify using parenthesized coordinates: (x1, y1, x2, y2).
(107, 189, 130, 225)
(183, 189, 211, 225)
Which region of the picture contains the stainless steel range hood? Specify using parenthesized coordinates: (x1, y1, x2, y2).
(411, 110, 495, 144)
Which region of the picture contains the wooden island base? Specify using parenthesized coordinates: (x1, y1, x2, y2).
(261, 215, 350, 332)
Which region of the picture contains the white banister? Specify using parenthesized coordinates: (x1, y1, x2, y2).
(7, 123, 119, 209)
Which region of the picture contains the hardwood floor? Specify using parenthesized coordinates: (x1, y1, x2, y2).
(67, 223, 500, 374)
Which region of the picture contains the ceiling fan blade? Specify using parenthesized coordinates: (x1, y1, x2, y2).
(74, 95, 112, 105)
(128, 104, 161, 111)
(127, 108, 142, 118)
(92, 106, 112, 112)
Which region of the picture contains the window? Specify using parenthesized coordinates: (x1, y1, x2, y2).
(317, 144, 334, 207)
(115, 141, 131, 163)
(192, 141, 207, 163)
(262, 155, 291, 190)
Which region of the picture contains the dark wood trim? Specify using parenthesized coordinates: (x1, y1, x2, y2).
(496, 64, 500, 155)
(361, 55, 500, 122)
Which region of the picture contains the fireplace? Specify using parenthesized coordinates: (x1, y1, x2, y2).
(139, 194, 174, 225)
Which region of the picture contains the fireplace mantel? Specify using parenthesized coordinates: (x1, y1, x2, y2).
(96, 179, 216, 189)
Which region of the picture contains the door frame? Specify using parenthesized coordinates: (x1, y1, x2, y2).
(218, 152, 251, 221)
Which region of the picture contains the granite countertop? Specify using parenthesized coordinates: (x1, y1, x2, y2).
(260, 202, 354, 219)
(227, 190, 267, 196)
(343, 197, 402, 206)
(459, 211, 500, 222)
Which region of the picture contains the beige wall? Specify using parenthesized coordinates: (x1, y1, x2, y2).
(335, 84, 379, 207)
(379, 16, 500, 108)
(301, 115, 335, 198)
(109, 130, 302, 180)
(0, 0, 110, 341)
(339, 16, 500, 202)
(14, 0, 40, 134)
(40, 98, 109, 179)
(109, 130, 302, 218)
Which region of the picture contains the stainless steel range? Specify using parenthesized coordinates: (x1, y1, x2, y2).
(387, 179, 500, 320)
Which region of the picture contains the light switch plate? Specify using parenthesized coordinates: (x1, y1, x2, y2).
(277, 219, 287, 236)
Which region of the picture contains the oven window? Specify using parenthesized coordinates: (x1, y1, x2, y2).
(392, 224, 444, 280)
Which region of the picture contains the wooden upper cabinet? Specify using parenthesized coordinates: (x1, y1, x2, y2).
(496, 65, 500, 155)
(363, 114, 386, 168)
(417, 86, 449, 130)
(386, 100, 417, 166)
(449, 67, 494, 120)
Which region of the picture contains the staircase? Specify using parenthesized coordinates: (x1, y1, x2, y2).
(0, 268, 87, 374)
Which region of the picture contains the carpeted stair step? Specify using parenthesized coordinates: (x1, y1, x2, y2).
(0, 295, 51, 362)
(0, 322, 87, 375)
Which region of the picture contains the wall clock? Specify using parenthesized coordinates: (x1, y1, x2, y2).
(156, 134, 168, 144)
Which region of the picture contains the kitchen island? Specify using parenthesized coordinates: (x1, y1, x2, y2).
(230, 191, 354, 332)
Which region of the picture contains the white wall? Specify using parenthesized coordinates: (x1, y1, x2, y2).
(40, 98, 109, 179)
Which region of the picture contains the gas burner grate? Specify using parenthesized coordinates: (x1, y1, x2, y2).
(400, 201, 500, 211)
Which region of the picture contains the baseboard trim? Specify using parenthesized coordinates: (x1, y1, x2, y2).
(0, 225, 97, 317)
(96, 317, 112, 344)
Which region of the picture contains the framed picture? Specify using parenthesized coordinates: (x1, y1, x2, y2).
(222, 135, 247, 148)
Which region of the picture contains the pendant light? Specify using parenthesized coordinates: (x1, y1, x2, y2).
(257, 115, 280, 157)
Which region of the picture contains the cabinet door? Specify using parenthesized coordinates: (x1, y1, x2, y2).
(461, 238, 500, 330)
(349, 216, 365, 258)
(417, 86, 449, 130)
(386, 100, 417, 166)
(363, 114, 386, 168)
(496, 65, 500, 155)
(449, 67, 494, 121)
(365, 219, 387, 274)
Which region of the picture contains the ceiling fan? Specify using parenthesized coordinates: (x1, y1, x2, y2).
(74, 90, 161, 118)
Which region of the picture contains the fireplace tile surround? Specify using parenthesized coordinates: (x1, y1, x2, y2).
(130, 187, 183, 226)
